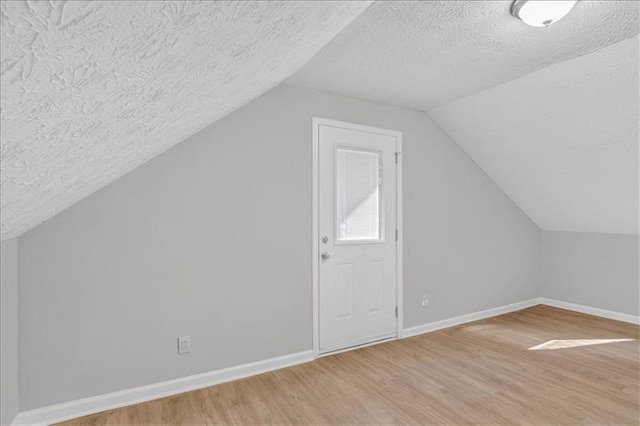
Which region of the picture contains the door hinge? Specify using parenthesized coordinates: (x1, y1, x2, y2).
(395, 229, 398, 241)
(394, 152, 400, 164)
(395, 306, 398, 318)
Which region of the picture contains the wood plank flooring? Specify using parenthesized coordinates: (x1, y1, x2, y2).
(61, 305, 639, 425)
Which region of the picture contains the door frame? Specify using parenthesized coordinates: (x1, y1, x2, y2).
(312, 117, 403, 359)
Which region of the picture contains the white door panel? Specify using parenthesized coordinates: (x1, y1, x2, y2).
(318, 123, 398, 353)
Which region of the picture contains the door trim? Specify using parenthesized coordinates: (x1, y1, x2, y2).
(312, 117, 403, 359)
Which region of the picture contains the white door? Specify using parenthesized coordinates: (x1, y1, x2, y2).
(317, 120, 399, 354)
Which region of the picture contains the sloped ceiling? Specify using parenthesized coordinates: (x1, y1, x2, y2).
(288, 0, 639, 235)
(0, 0, 372, 240)
(288, 0, 639, 109)
(430, 36, 639, 235)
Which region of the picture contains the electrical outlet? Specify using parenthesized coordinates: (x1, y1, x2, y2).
(421, 295, 429, 308)
(178, 336, 191, 355)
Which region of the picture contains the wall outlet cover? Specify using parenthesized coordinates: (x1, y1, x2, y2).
(178, 336, 191, 355)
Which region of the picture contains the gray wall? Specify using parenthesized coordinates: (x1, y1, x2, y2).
(17, 86, 540, 410)
(541, 231, 639, 315)
(1, 239, 19, 425)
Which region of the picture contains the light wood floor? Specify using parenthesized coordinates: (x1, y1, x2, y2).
(61, 305, 639, 425)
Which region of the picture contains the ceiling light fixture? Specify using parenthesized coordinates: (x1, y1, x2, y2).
(511, 0, 579, 27)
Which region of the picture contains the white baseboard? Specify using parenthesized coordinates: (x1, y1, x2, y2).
(13, 298, 638, 425)
(540, 298, 640, 325)
(13, 350, 313, 426)
(403, 297, 639, 340)
(403, 298, 542, 338)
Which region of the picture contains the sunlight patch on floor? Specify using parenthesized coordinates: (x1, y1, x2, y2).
(528, 339, 635, 350)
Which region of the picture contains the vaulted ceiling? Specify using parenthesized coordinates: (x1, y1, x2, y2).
(430, 36, 638, 234)
(0, 0, 372, 240)
(2, 1, 638, 239)
(289, 0, 639, 234)
(288, 1, 638, 110)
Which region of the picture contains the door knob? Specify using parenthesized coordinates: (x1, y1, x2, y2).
(321, 251, 331, 262)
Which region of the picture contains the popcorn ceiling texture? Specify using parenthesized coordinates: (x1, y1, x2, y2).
(288, 0, 639, 110)
(430, 37, 639, 235)
(0, 0, 372, 240)
(289, 0, 639, 235)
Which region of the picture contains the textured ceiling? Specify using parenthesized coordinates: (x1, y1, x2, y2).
(430, 36, 639, 235)
(0, 0, 372, 240)
(287, 0, 639, 110)
(288, 0, 639, 235)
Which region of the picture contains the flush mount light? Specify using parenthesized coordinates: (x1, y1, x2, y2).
(511, 0, 579, 27)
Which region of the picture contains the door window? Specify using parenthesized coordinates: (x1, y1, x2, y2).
(335, 146, 383, 243)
